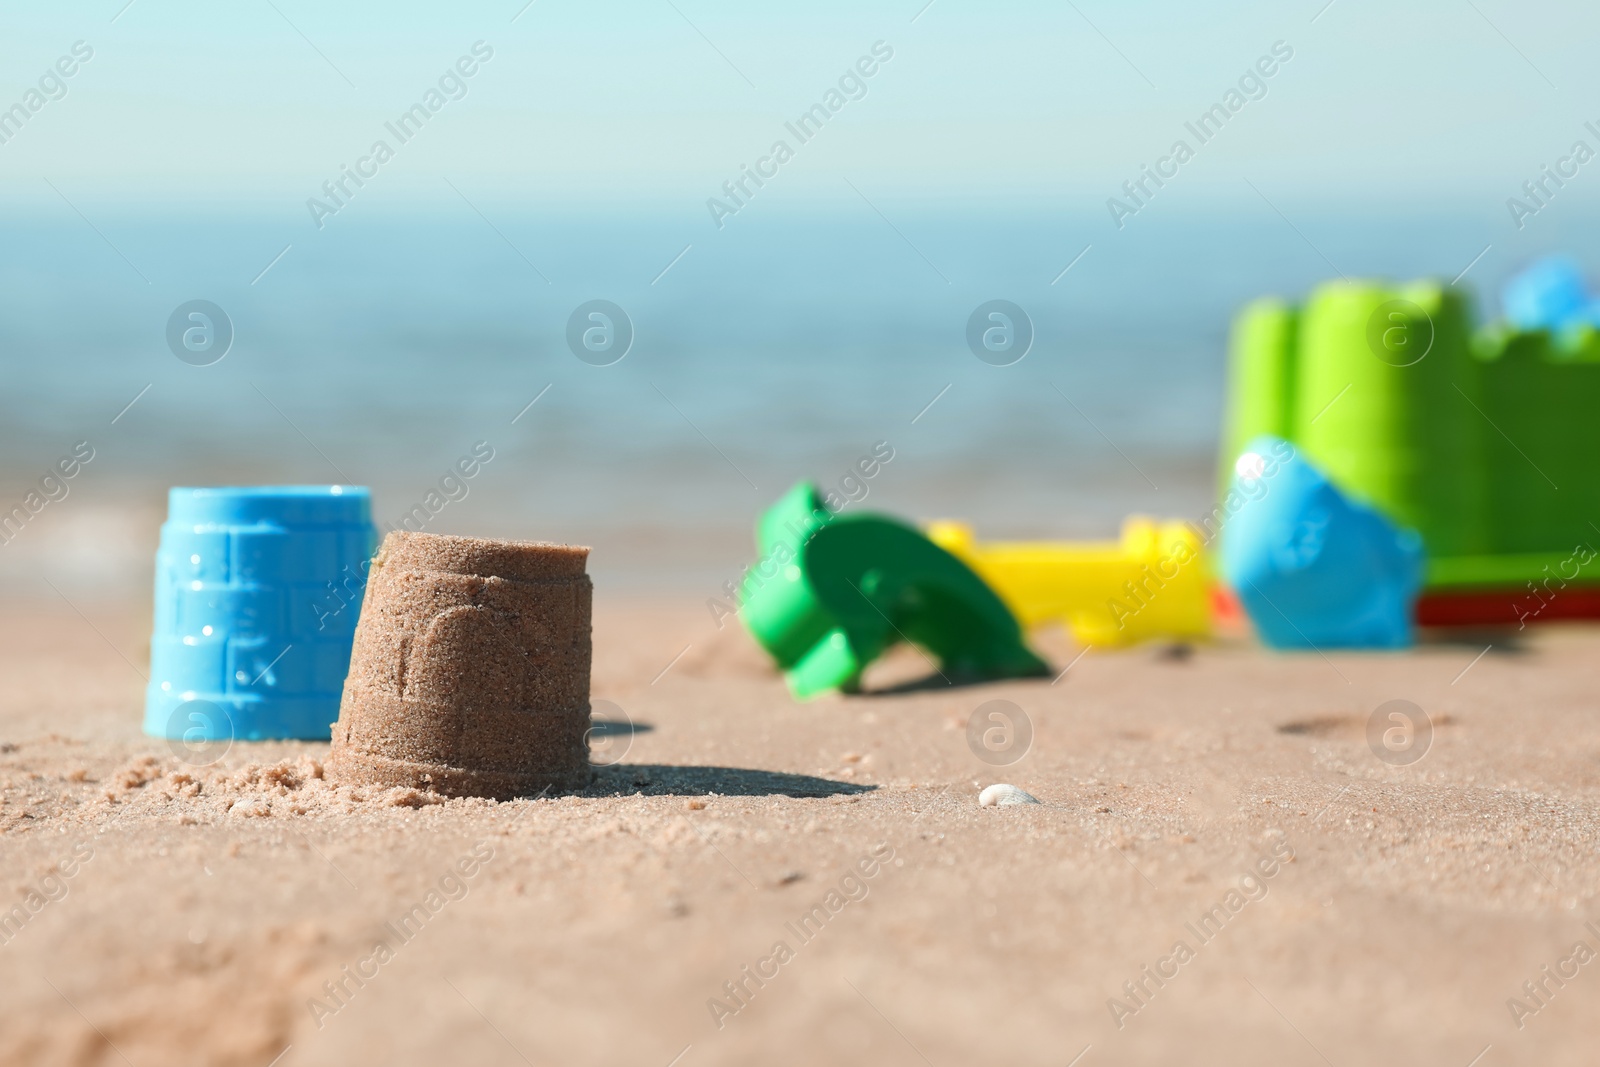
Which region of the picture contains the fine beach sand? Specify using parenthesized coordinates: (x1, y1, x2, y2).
(1, 594, 1598, 1066)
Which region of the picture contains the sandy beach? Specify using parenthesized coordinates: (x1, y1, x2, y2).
(2, 593, 1597, 1066)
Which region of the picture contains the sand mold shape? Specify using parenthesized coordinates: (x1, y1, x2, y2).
(327, 531, 593, 799)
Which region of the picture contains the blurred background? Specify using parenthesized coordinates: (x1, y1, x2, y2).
(2, 0, 1596, 596)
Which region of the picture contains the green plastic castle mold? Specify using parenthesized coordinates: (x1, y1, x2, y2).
(739, 483, 1049, 699)
(1222, 279, 1600, 598)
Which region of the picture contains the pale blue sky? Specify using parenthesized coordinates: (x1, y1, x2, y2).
(0, 0, 1596, 218)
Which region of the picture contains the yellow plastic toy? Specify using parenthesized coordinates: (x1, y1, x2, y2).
(926, 518, 1211, 648)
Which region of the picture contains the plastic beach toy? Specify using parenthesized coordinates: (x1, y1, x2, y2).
(144, 486, 377, 742)
(1502, 257, 1594, 332)
(739, 483, 1049, 699)
(927, 518, 1211, 647)
(1219, 438, 1423, 649)
(1222, 275, 1600, 623)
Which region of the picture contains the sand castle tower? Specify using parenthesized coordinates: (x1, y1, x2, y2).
(327, 531, 593, 798)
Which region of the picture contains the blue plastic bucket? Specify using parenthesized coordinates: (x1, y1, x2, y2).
(144, 486, 376, 741)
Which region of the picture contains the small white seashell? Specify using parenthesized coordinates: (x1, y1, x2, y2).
(979, 783, 1040, 807)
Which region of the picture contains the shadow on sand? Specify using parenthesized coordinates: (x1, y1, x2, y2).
(859, 667, 1057, 696)
(582, 763, 874, 798)
(588, 717, 654, 738)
